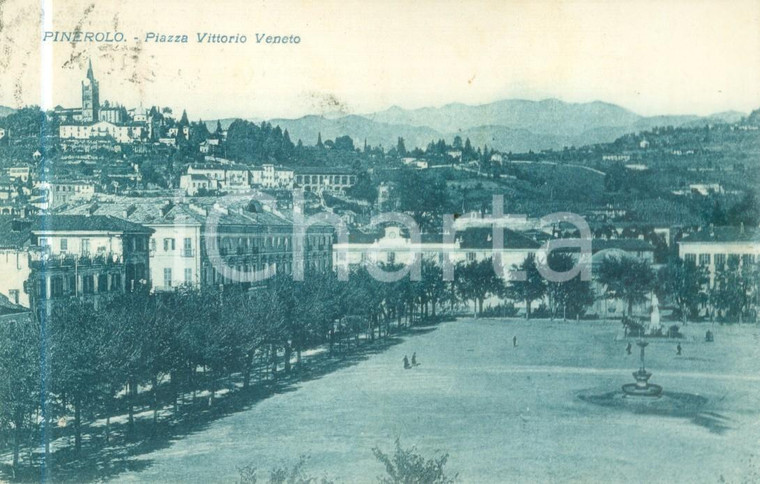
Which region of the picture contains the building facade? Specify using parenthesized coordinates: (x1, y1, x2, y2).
(333, 226, 541, 276)
(63, 197, 335, 291)
(0, 215, 153, 311)
(678, 225, 760, 286)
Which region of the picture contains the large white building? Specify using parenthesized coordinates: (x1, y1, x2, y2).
(187, 163, 251, 192)
(59, 120, 146, 143)
(181, 163, 356, 194)
(250, 164, 295, 189)
(678, 225, 760, 285)
(294, 166, 356, 193)
(333, 226, 541, 275)
(37, 180, 96, 208)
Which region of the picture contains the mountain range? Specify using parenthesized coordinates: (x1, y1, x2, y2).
(213, 99, 744, 153)
(209, 99, 746, 152)
(1, 100, 745, 154)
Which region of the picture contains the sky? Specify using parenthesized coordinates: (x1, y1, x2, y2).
(1, 0, 759, 120)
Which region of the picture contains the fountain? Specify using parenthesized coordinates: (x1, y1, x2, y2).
(622, 340, 662, 397)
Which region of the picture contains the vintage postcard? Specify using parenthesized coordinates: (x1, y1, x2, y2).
(0, 0, 759, 482)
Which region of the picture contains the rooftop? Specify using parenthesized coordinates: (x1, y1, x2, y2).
(590, 238, 655, 253)
(293, 166, 354, 175)
(458, 227, 542, 250)
(680, 225, 759, 244)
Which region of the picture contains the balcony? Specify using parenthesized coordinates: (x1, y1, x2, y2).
(30, 252, 124, 269)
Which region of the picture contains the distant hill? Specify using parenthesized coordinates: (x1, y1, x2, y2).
(208, 99, 747, 153)
(365, 99, 644, 137)
(0, 106, 16, 118)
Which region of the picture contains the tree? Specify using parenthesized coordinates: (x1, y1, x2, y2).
(421, 260, 447, 318)
(507, 253, 547, 319)
(710, 260, 759, 323)
(545, 252, 594, 320)
(657, 257, 707, 322)
(455, 258, 504, 317)
(396, 170, 451, 231)
(333, 135, 355, 151)
(346, 170, 377, 203)
(0, 314, 40, 473)
(396, 137, 407, 157)
(49, 300, 103, 454)
(596, 255, 655, 316)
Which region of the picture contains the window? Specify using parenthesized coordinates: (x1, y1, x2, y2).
(742, 254, 755, 267)
(8, 289, 19, 305)
(728, 254, 740, 268)
(164, 238, 175, 251)
(467, 252, 476, 262)
(184, 268, 192, 284)
(81, 239, 90, 255)
(150, 238, 156, 252)
(387, 252, 396, 264)
(164, 268, 172, 287)
(698, 254, 710, 266)
(684, 254, 696, 265)
(714, 254, 726, 270)
(51, 277, 64, 297)
(60, 238, 68, 252)
(183, 237, 193, 256)
(39, 237, 48, 247)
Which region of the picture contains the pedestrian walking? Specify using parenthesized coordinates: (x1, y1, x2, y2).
(411, 352, 418, 366)
(403, 355, 411, 369)
(676, 343, 682, 356)
(513, 336, 517, 347)
(626, 342, 632, 355)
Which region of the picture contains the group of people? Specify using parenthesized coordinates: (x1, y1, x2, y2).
(403, 352, 419, 369)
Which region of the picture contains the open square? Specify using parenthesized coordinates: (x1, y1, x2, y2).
(120, 318, 760, 483)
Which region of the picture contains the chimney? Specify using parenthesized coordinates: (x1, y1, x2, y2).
(123, 204, 137, 218)
(160, 200, 173, 217)
(709, 223, 715, 237)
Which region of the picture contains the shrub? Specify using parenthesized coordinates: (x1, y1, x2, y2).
(667, 324, 683, 338)
(372, 438, 458, 484)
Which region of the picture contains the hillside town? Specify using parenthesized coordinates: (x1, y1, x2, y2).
(1, 59, 759, 482)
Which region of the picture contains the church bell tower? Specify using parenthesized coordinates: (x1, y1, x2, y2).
(81, 59, 100, 123)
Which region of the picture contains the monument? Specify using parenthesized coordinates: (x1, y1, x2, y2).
(647, 293, 661, 335)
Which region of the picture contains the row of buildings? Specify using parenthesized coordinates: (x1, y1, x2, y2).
(0, 199, 334, 313)
(180, 162, 357, 194)
(0, 193, 756, 319)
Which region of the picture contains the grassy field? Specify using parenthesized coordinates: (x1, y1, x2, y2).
(119, 318, 760, 483)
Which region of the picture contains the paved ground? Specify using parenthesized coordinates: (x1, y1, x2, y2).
(119, 318, 760, 483)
